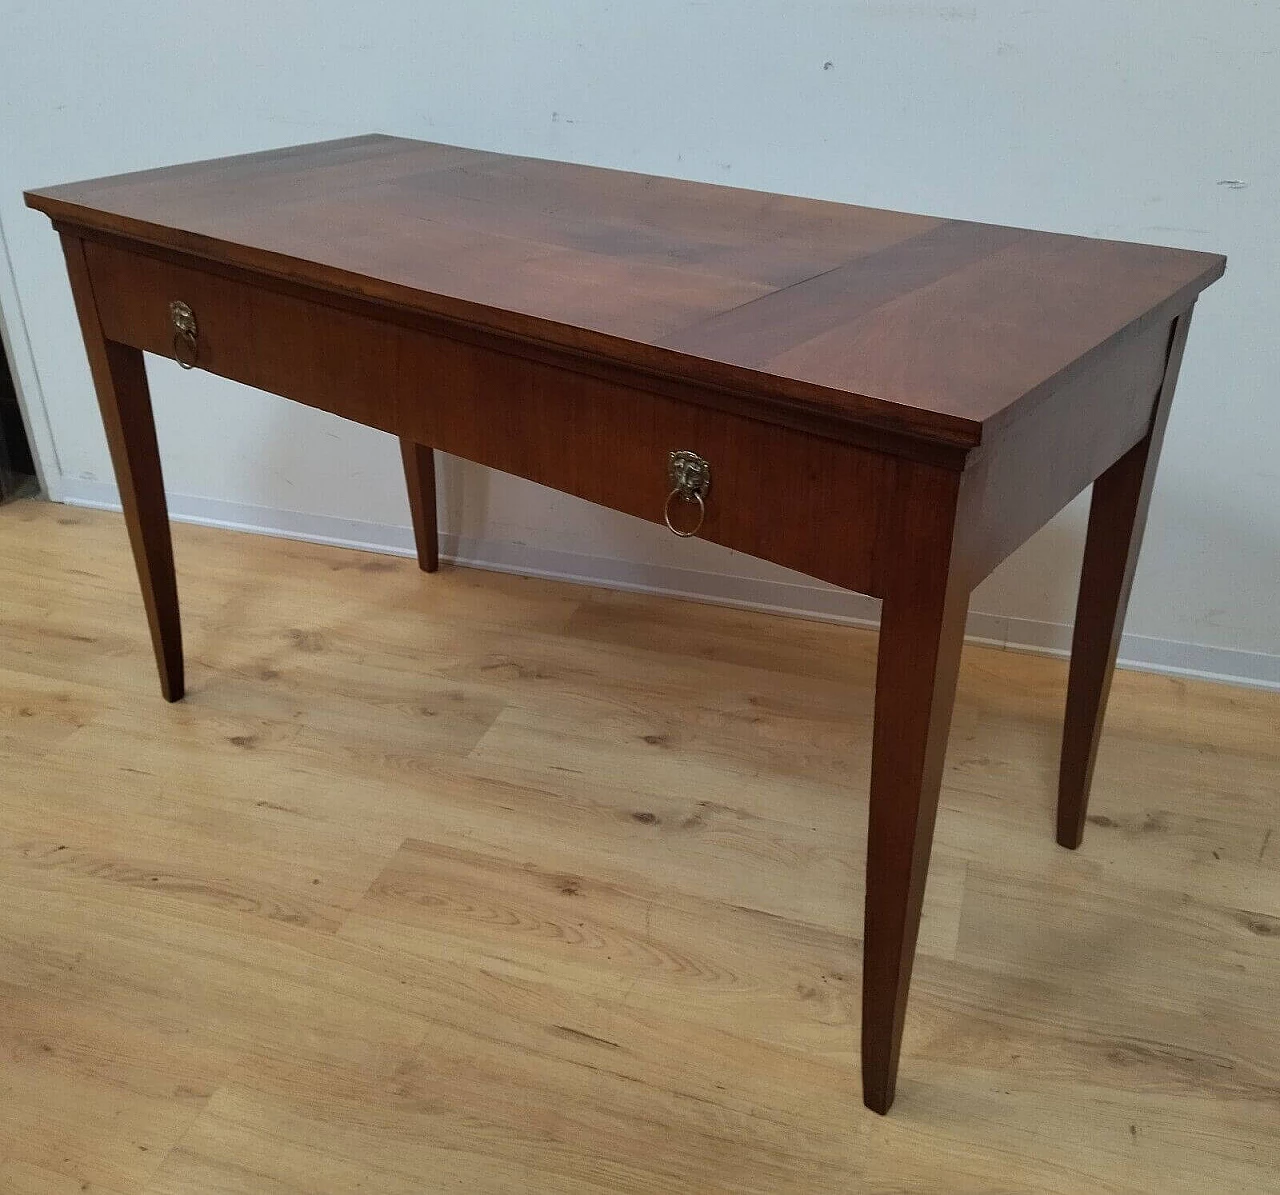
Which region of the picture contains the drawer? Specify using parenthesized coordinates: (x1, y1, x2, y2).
(396, 335, 906, 596)
(83, 236, 908, 596)
(84, 237, 406, 434)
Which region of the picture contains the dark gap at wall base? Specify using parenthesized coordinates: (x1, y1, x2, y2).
(0, 336, 37, 502)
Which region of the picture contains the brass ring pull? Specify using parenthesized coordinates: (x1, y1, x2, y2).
(169, 300, 199, 370)
(664, 487, 706, 537)
(664, 449, 711, 538)
(171, 331, 198, 369)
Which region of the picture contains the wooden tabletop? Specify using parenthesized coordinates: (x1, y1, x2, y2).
(26, 134, 1224, 448)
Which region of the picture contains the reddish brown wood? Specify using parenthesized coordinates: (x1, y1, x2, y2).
(60, 233, 183, 701)
(25, 135, 1225, 451)
(81, 238, 402, 436)
(957, 315, 1175, 585)
(396, 330, 906, 598)
(1057, 312, 1192, 850)
(76, 236, 905, 598)
(26, 138, 1227, 1117)
(399, 439, 439, 573)
(72, 227, 968, 467)
(862, 464, 971, 1114)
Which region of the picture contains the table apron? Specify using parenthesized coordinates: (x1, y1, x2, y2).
(958, 314, 1179, 584)
(81, 237, 921, 597)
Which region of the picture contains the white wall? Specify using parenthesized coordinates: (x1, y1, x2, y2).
(2, 1, 1276, 686)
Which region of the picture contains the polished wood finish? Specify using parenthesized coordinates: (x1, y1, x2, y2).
(27, 135, 1222, 449)
(862, 464, 970, 1114)
(2, 501, 1277, 1193)
(81, 236, 402, 436)
(955, 316, 1175, 583)
(25, 137, 1225, 1114)
(1058, 313, 1192, 849)
(59, 234, 183, 702)
(399, 440, 439, 573)
(77, 233, 905, 597)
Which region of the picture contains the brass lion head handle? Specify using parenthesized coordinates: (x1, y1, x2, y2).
(664, 449, 711, 538)
(169, 300, 198, 369)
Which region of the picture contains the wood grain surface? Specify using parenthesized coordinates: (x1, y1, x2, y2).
(24, 134, 1225, 447)
(1, 500, 1276, 1193)
(29, 138, 1229, 1118)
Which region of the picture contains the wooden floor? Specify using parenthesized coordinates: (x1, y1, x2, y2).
(0, 498, 1277, 1194)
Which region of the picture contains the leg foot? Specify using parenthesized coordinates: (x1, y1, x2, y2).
(400, 439, 439, 573)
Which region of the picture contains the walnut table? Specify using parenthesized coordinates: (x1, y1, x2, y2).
(24, 136, 1225, 1113)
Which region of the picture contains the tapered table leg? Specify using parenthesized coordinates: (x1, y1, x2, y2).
(61, 234, 183, 702)
(862, 518, 970, 1114)
(1057, 313, 1192, 849)
(399, 439, 439, 573)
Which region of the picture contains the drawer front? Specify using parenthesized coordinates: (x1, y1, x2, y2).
(85, 238, 405, 434)
(83, 237, 905, 596)
(396, 336, 904, 596)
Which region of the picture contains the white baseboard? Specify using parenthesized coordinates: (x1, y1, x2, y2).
(55, 478, 1280, 692)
